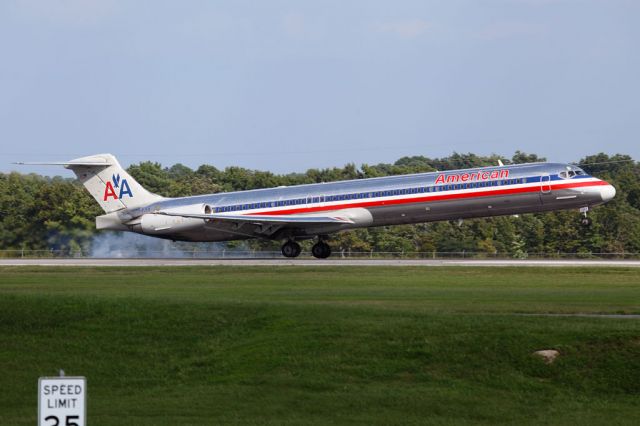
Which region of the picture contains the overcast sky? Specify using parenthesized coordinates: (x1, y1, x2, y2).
(1, 0, 638, 176)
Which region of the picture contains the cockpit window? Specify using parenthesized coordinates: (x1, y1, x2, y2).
(559, 167, 587, 179)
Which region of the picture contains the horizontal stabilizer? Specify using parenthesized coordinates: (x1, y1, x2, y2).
(14, 161, 113, 167)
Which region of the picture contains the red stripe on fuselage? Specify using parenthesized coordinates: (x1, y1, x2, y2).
(247, 180, 608, 217)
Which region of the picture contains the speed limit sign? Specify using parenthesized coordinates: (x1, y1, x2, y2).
(38, 376, 86, 426)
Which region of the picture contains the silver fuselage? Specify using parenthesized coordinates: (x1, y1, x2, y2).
(102, 162, 615, 242)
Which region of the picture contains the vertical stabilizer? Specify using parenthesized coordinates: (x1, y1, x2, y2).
(64, 154, 162, 213)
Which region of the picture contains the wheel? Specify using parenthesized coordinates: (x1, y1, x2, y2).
(281, 241, 301, 258)
(311, 242, 332, 259)
(581, 217, 592, 227)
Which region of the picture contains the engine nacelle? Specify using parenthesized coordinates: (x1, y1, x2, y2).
(139, 213, 204, 235)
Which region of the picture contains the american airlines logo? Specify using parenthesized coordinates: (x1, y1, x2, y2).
(103, 174, 133, 201)
(435, 169, 509, 184)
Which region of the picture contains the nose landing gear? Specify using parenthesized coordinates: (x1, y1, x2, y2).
(580, 207, 592, 227)
(281, 240, 302, 258)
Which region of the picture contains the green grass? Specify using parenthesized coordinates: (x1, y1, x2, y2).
(0, 266, 639, 425)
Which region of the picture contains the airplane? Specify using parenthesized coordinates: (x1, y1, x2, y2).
(19, 153, 616, 258)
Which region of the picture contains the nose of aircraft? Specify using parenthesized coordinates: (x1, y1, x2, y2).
(600, 183, 616, 202)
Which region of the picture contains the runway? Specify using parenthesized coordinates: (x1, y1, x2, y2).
(2, 258, 640, 267)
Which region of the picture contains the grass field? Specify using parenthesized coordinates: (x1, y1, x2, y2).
(0, 266, 639, 425)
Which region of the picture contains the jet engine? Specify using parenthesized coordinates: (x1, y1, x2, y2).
(133, 204, 212, 235)
(138, 213, 204, 235)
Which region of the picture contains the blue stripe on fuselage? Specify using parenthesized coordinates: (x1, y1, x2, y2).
(211, 174, 593, 213)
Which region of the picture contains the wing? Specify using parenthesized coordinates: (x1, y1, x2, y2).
(155, 211, 355, 239)
(157, 211, 354, 224)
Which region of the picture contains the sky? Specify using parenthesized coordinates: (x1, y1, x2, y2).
(1, 0, 638, 176)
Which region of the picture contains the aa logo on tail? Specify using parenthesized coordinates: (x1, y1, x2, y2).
(103, 174, 133, 201)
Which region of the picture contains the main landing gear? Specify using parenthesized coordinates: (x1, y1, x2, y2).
(281, 240, 302, 258)
(311, 241, 331, 259)
(580, 207, 592, 227)
(280, 239, 333, 259)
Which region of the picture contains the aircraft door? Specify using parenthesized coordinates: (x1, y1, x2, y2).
(540, 173, 552, 205)
(540, 174, 551, 193)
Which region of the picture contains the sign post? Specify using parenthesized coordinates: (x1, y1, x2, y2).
(38, 374, 86, 426)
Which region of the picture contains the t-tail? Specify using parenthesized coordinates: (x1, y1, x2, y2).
(17, 153, 163, 213)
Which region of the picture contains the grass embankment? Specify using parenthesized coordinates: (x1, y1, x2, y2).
(0, 266, 639, 425)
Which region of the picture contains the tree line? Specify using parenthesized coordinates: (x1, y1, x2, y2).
(1, 151, 639, 256)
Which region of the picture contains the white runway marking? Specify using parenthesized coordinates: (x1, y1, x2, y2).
(1, 259, 640, 267)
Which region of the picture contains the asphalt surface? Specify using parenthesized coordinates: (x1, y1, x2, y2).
(1, 258, 640, 267)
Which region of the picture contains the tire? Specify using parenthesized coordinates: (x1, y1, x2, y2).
(281, 241, 301, 258)
(312, 242, 331, 259)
